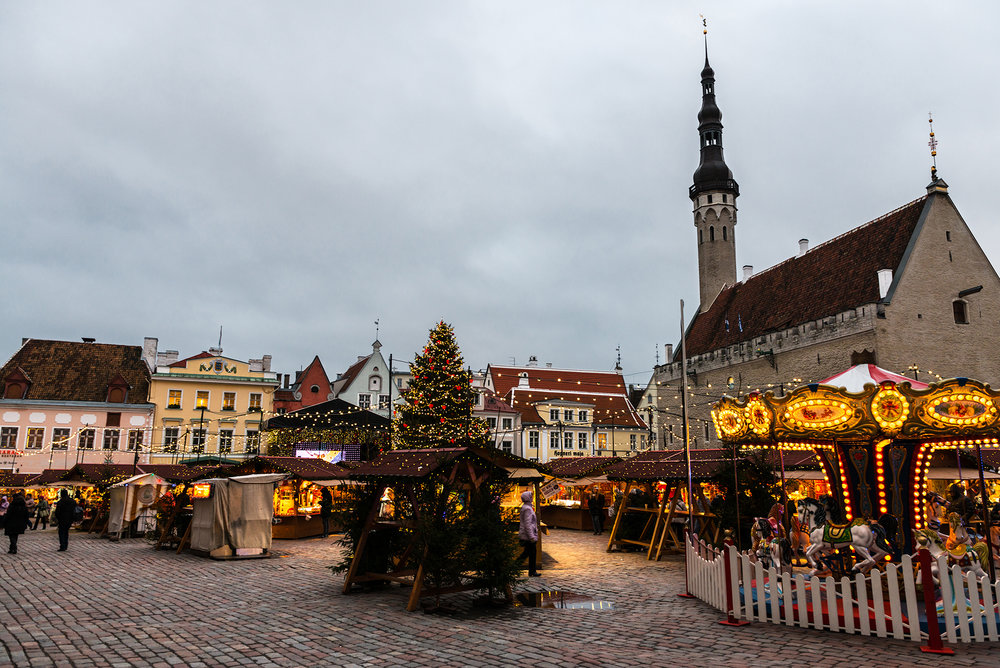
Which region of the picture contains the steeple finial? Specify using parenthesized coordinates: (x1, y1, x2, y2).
(928, 112, 938, 181)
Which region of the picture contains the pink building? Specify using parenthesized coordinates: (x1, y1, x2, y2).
(0, 338, 155, 474)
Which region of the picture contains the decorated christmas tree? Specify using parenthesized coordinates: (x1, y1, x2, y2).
(394, 321, 490, 449)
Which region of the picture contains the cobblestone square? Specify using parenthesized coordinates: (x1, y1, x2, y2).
(0, 527, 996, 667)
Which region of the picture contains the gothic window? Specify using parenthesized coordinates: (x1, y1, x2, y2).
(953, 300, 969, 324)
(709, 226, 715, 241)
(722, 226, 727, 240)
(699, 229, 703, 245)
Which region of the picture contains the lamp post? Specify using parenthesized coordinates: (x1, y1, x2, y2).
(556, 420, 565, 459)
(197, 404, 207, 464)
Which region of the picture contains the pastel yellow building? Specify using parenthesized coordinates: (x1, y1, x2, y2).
(146, 341, 278, 463)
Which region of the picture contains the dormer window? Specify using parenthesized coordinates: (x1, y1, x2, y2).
(3, 368, 31, 400)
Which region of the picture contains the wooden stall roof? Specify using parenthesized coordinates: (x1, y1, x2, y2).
(759, 449, 822, 470)
(215, 456, 350, 481)
(26, 469, 70, 485)
(0, 472, 35, 488)
(61, 463, 140, 485)
(138, 464, 216, 483)
(604, 450, 725, 483)
(349, 447, 513, 480)
(547, 456, 622, 479)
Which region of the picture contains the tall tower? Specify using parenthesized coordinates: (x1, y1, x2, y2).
(691, 36, 739, 312)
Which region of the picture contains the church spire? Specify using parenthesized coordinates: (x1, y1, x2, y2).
(691, 21, 740, 313)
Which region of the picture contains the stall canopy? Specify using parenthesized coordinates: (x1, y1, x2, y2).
(0, 472, 35, 489)
(189, 473, 287, 559)
(138, 464, 217, 484)
(265, 398, 391, 430)
(216, 455, 349, 482)
(107, 473, 171, 536)
(820, 363, 929, 392)
(55, 463, 140, 487)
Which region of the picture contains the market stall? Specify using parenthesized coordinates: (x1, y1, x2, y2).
(107, 472, 171, 538)
(539, 456, 621, 531)
(212, 455, 351, 538)
(188, 473, 287, 559)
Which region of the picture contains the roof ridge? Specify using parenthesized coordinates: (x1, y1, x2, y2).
(738, 195, 929, 286)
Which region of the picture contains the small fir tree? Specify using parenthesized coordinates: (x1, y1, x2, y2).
(395, 321, 490, 449)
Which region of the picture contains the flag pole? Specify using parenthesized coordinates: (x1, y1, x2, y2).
(680, 299, 696, 599)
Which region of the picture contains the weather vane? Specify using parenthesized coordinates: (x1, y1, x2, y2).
(375, 318, 380, 340)
(701, 14, 707, 35)
(928, 112, 939, 181)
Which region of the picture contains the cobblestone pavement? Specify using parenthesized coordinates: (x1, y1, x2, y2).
(0, 526, 996, 667)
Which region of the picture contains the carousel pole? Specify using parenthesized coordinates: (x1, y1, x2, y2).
(732, 445, 742, 551)
(778, 446, 788, 534)
(679, 299, 695, 599)
(974, 440, 996, 581)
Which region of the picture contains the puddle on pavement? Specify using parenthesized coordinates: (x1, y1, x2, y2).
(515, 590, 614, 610)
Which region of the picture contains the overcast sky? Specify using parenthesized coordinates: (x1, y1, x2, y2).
(2, 2, 998, 387)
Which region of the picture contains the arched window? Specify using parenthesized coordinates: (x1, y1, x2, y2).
(108, 387, 125, 403)
(722, 226, 727, 240)
(310, 385, 320, 394)
(953, 300, 969, 324)
(709, 226, 715, 241)
(4, 383, 23, 399)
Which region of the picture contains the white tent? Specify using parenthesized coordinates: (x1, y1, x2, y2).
(107, 473, 170, 537)
(190, 473, 286, 559)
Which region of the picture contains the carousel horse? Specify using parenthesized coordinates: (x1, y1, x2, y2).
(789, 512, 811, 562)
(796, 498, 893, 575)
(750, 504, 791, 571)
(914, 524, 988, 580)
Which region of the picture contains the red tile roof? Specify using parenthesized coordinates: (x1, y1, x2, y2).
(682, 196, 929, 357)
(0, 340, 152, 404)
(488, 366, 646, 428)
(168, 351, 215, 368)
(335, 354, 371, 394)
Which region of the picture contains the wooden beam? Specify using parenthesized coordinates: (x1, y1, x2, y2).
(342, 483, 388, 595)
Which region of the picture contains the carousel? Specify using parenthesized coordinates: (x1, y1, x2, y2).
(712, 364, 1000, 578)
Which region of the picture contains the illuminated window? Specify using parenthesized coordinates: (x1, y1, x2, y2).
(79, 429, 95, 450)
(196, 391, 209, 409)
(249, 393, 262, 411)
(127, 430, 144, 450)
(597, 433, 607, 450)
(26, 427, 44, 449)
(168, 389, 182, 408)
(52, 428, 70, 450)
(222, 392, 236, 411)
(102, 429, 120, 450)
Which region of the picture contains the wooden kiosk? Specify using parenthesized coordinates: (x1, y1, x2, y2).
(341, 446, 541, 611)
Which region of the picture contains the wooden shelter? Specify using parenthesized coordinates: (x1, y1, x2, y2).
(540, 456, 621, 530)
(341, 446, 532, 611)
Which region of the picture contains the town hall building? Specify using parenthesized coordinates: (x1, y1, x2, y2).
(647, 43, 1000, 448)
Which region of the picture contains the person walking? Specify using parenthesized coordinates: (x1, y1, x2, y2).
(5, 492, 30, 554)
(32, 495, 50, 530)
(518, 490, 541, 577)
(54, 489, 77, 552)
(319, 487, 334, 538)
(587, 487, 607, 535)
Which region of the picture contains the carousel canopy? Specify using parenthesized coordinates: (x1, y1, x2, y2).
(820, 364, 928, 393)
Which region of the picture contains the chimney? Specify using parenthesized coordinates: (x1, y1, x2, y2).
(518, 372, 530, 388)
(742, 265, 754, 281)
(283, 374, 290, 388)
(142, 337, 158, 372)
(82, 337, 96, 344)
(798, 239, 809, 257)
(156, 350, 179, 367)
(527, 355, 538, 367)
(262, 355, 271, 372)
(664, 343, 673, 361)
(209, 346, 223, 356)
(877, 269, 893, 299)
(545, 362, 553, 368)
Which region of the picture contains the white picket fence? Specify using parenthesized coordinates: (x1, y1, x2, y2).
(684, 532, 1000, 647)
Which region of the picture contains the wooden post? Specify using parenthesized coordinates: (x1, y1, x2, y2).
(342, 484, 388, 594)
(606, 481, 632, 551)
(719, 538, 749, 626)
(175, 520, 192, 555)
(918, 547, 954, 654)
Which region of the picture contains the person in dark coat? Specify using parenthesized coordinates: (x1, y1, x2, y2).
(319, 487, 334, 538)
(587, 487, 606, 535)
(54, 489, 77, 552)
(4, 492, 30, 554)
